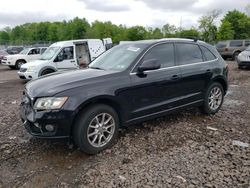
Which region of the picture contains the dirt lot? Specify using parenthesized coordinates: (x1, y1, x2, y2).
(0, 62, 249, 188)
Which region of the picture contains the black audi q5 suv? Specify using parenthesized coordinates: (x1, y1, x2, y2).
(20, 38, 228, 154)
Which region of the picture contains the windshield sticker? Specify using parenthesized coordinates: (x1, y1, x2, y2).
(127, 47, 140, 52)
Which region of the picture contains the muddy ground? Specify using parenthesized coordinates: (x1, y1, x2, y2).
(0, 62, 249, 188)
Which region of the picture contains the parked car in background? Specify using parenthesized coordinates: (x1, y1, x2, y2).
(237, 46, 250, 69)
(0, 50, 9, 63)
(18, 38, 112, 80)
(2, 47, 47, 69)
(20, 38, 228, 154)
(216, 40, 250, 60)
(6, 46, 24, 55)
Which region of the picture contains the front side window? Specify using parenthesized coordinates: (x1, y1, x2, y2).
(28, 48, 40, 55)
(230, 40, 243, 47)
(58, 46, 74, 60)
(200, 46, 216, 61)
(41, 48, 47, 54)
(142, 43, 175, 68)
(176, 43, 203, 65)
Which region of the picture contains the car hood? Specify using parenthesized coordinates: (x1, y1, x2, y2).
(240, 50, 250, 55)
(21, 60, 49, 68)
(6, 54, 25, 59)
(26, 68, 117, 97)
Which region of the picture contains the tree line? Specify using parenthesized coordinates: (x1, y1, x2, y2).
(0, 8, 250, 45)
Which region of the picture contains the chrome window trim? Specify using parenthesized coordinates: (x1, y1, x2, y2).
(129, 41, 218, 75)
(130, 58, 218, 75)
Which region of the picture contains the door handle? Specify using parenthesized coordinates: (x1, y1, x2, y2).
(70, 60, 75, 63)
(171, 75, 179, 80)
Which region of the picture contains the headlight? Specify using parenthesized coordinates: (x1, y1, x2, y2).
(27, 66, 35, 72)
(34, 97, 68, 110)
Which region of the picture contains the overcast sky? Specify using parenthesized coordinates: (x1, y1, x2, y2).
(0, 0, 249, 29)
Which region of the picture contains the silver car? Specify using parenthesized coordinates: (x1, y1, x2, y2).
(237, 46, 250, 69)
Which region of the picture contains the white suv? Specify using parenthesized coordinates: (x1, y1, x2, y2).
(1, 47, 47, 69)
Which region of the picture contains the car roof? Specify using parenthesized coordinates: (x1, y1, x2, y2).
(51, 39, 102, 47)
(121, 38, 207, 46)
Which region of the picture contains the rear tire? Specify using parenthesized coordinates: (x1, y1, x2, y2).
(40, 69, 54, 76)
(201, 82, 224, 115)
(73, 104, 119, 154)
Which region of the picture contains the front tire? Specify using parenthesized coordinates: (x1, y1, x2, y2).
(15, 60, 26, 70)
(73, 104, 119, 154)
(202, 82, 224, 114)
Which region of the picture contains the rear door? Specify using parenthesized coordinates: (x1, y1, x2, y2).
(175, 42, 215, 104)
(128, 43, 182, 120)
(55, 46, 78, 69)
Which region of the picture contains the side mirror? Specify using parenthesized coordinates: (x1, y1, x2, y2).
(137, 59, 160, 73)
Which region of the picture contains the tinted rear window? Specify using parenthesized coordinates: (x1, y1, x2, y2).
(230, 40, 243, 47)
(176, 43, 203, 65)
(200, 46, 216, 61)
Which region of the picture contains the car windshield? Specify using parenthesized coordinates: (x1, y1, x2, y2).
(89, 44, 146, 71)
(19, 48, 30, 55)
(40, 47, 60, 60)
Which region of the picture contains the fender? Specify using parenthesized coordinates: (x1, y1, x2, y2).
(38, 66, 57, 77)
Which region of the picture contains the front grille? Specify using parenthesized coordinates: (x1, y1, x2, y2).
(20, 68, 27, 72)
(3, 57, 7, 60)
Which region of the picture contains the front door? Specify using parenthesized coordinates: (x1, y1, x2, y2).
(55, 46, 78, 69)
(128, 43, 182, 121)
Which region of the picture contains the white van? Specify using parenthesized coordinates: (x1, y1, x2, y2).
(18, 39, 112, 80)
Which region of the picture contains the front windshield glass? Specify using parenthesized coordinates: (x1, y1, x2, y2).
(89, 44, 146, 71)
(40, 47, 60, 60)
(19, 48, 30, 55)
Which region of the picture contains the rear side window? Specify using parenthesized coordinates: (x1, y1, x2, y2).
(230, 40, 243, 47)
(143, 43, 175, 68)
(176, 43, 203, 65)
(200, 46, 216, 61)
(245, 41, 250, 47)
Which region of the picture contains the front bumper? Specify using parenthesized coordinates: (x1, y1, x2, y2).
(1, 59, 15, 66)
(237, 57, 250, 67)
(18, 71, 37, 80)
(20, 96, 74, 138)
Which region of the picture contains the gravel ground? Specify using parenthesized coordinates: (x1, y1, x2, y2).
(0, 62, 249, 188)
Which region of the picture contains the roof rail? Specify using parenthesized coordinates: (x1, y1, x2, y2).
(183, 37, 199, 42)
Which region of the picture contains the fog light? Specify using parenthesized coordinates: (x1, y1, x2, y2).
(45, 124, 55, 132)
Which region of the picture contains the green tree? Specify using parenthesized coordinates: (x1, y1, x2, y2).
(217, 20, 234, 40)
(221, 10, 250, 39)
(198, 9, 221, 43)
(178, 28, 199, 38)
(162, 23, 177, 37)
(127, 26, 147, 41)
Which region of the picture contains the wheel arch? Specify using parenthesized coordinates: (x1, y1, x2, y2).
(211, 76, 228, 94)
(16, 59, 27, 64)
(38, 66, 57, 77)
(71, 96, 125, 134)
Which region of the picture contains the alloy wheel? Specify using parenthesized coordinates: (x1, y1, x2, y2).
(87, 113, 115, 148)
